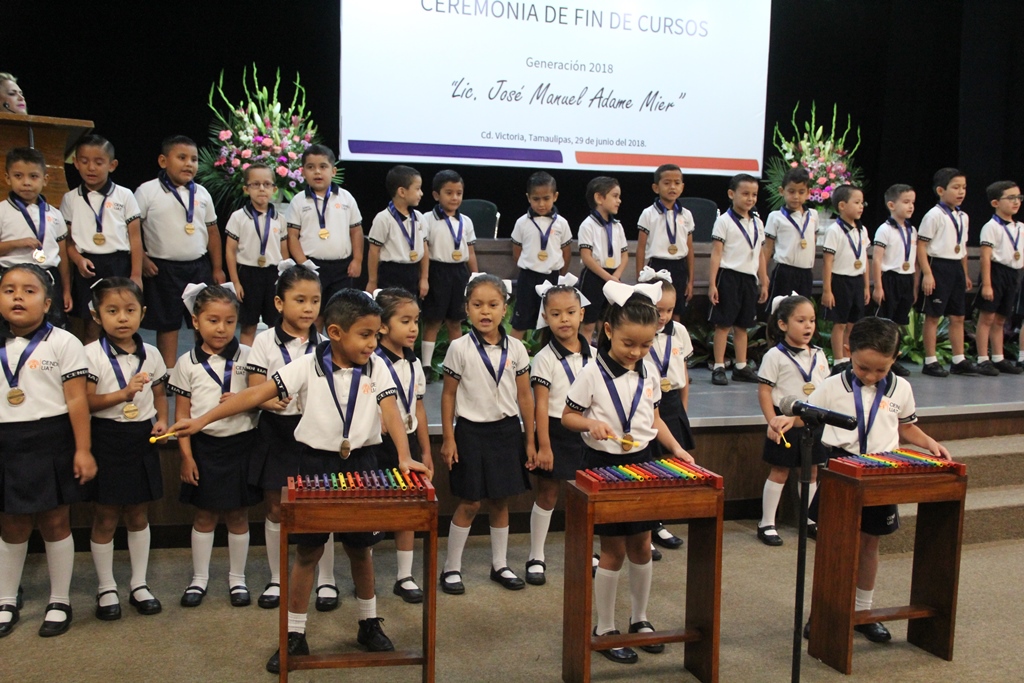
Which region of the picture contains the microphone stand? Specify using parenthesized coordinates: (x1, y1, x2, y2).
(791, 413, 821, 683)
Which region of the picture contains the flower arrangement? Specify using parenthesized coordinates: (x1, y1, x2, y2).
(762, 102, 864, 213)
(196, 65, 341, 208)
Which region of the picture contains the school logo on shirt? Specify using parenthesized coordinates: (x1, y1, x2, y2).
(29, 359, 59, 372)
(881, 399, 901, 414)
(362, 383, 372, 395)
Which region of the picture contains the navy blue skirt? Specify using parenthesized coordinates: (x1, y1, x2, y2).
(85, 418, 163, 505)
(534, 416, 585, 481)
(0, 414, 81, 514)
(451, 416, 530, 501)
(249, 412, 303, 491)
(179, 430, 261, 510)
(656, 388, 695, 452)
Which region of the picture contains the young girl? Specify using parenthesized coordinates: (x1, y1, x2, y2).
(756, 294, 830, 546)
(577, 176, 629, 341)
(244, 260, 338, 611)
(375, 288, 434, 602)
(0, 264, 95, 638)
(439, 273, 535, 595)
(85, 278, 168, 620)
(562, 279, 694, 664)
(527, 273, 592, 586)
(168, 283, 259, 609)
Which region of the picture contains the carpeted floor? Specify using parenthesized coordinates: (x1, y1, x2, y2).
(5, 520, 1022, 682)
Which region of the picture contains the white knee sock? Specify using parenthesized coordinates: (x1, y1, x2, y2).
(806, 482, 819, 515)
(264, 519, 281, 584)
(287, 611, 307, 634)
(317, 535, 336, 587)
(91, 540, 118, 606)
(760, 480, 785, 529)
(529, 504, 553, 562)
(190, 528, 214, 590)
(628, 560, 653, 625)
(421, 341, 436, 369)
(45, 536, 75, 621)
(357, 596, 376, 620)
(594, 567, 620, 635)
(396, 549, 414, 582)
(855, 588, 874, 611)
(0, 539, 28, 620)
(443, 523, 470, 579)
(127, 526, 153, 600)
(228, 531, 249, 588)
(489, 526, 509, 572)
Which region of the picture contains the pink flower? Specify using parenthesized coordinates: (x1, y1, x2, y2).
(817, 177, 828, 185)
(262, 138, 273, 148)
(213, 159, 225, 167)
(288, 151, 297, 160)
(821, 191, 831, 199)
(218, 130, 232, 141)
(231, 158, 240, 168)
(240, 149, 252, 159)
(293, 135, 300, 143)
(276, 166, 288, 177)
(241, 163, 250, 171)
(272, 146, 282, 154)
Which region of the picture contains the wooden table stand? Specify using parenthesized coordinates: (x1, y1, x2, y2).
(808, 468, 967, 674)
(278, 490, 438, 683)
(561, 481, 723, 683)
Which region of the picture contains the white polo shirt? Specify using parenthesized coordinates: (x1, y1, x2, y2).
(823, 219, 869, 276)
(85, 336, 168, 422)
(649, 321, 693, 391)
(530, 336, 595, 418)
(443, 328, 530, 423)
(712, 209, 764, 275)
(758, 343, 830, 408)
(271, 344, 396, 451)
(765, 208, 818, 269)
(135, 176, 217, 261)
(0, 196, 67, 269)
(0, 325, 88, 423)
(286, 186, 361, 261)
(59, 181, 140, 255)
(637, 201, 695, 260)
(367, 205, 427, 264)
(808, 370, 916, 455)
(510, 210, 574, 273)
(375, 345, 426, 434)
(169, 341, 257, 437)
(873, 219, 918, 274)
(917, 204, 968, 260)
(423, 206, 477, 264)
(225, 203, 286, 268)
(578, 213, 628, 270)
(245, 323, 321, 416)
(979, 216, 1024, 269)
(565, 349, 661, 453)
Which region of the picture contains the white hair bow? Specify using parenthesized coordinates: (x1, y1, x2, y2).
(277, 258, 320, 277)
(770, 291, 801, 315)
(603, 280, 662, 307)
(534, 273, 592, 329)
(638, 266, 673, 284)
(181, 282, 237, 313)
(467, 272, 513, 300)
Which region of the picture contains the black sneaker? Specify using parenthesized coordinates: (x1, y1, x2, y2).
(650, 544, 662, 562)
(975, 360, 1000, 377)
(922, 362, 949, 377)
(711, 367, 728, 385)
(266, 632, 309, 673)
(357, 617, 395, 652)
(731, 365, 759, 383)
(890, 361, 911, 377)
(995, 359, 1024, 375)
(949, 359, 979, 375)
(854, 621, 892, 643)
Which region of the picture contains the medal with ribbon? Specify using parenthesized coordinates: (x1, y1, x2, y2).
(1, 323, 50, 406)
(199, 350, 235, 395)
(837, 218, 865, 269)
(321, 344, 362, 459)
(597, 360, 646, 452)
(727, 209, 759, 259)
(278, 328, 317, 365)
(938, 203, 964, 254)
(388, 201, 418, 261)
(781, 206, 811, 249)
(994, 215, 1021, 261)
(777, 343, 819, 395)
(441, 208, 465, 261)
(375, 347, 416, 431)
(101, 336, 145, 419)
(853, 375, 887, 455)
(591, 211, 617, 268)
(657, 201, 681, 255)
(555, 340, 590, 384)
(888, 218, 914, 271)
(12, 194, 48, 263)
(251, 203, 273, 267)
(82, 184, 111, 246)
(529, 210, 556, 262)
(313, 186, 332, 239)
(159, 172, 196, 235)
(649, 326, 674, 393)
(470, 329, 508, 389)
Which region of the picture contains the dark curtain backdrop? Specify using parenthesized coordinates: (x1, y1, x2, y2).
(2, 1, 1020, 242)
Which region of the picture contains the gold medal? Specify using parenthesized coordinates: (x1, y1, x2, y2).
(954, 244, 961, 254)
(339, 439, 351, 460)
(604, 257, 615, 268)
(667, 244, 678, 255)
(409, 250, 418, 261)
(660, 378, 672, 393)
(803, 382, 815, 396)
(405, 413, 414, 430)
(902, 262, 911, 271)
(184, 223, 195, 235)
(1016, 251, 1021, 261)
(854, 260, 863, 270)
(318, 228, 330, 240)
(32, 249, 46, 264)
(537, 250, 548, 261)
(800, 239, 808, 249)
(122, 403, 139, 420)
(621, 433, 633, 452)
(452, 250, 462, 261)
(6, 387, 25, 406)
(257, 256, 267, 267)
(93, 233, 106, 246)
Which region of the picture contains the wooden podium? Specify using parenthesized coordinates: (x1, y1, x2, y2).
(0, 111, 93, 198)
(808, 467, 967, 674)
(562, 480, 723, 683)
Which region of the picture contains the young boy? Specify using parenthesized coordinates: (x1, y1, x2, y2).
(709, 173, 768, 385)
(421, 170, 478, 373)
(975, 181, 1024, 376)
(60, 135, 143, 342)
(636, 164, 695, 310)
(0, 147, 72, 328)
(510, 171, 573, 339)
(135, 135, 222, 368)
(770, 316, 952, 644)
(822, 185, 871, 374)
(225, 163, 288, 346)
(917, 167, 975, 377)
(167, 290, 429, 672)
(764, 166, 818, 302)
(286, 144, 363, 321)
(366, 165, 428, 298)
(872, 184, 918, 377)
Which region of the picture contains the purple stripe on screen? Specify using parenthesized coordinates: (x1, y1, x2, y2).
(348, 140, 562, 163)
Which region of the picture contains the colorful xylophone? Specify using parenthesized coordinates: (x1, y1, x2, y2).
(575, 457, 724, 492)
(287, 469, 436, 501)
(828, 448, 967, 478)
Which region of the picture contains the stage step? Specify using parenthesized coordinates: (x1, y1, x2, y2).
(943, 435, 1024, 488)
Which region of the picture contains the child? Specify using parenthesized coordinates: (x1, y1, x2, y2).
(975, 181, 1024, 376)
(755, 294, 830, 546)
(771, 316, 952, 644)
(765, 167, 818, 302)
(822, 185, 871, 374)
(420, 170, 478, 374)
(636, 164, 696, 308)
(225, 163, 288, 347)
(439, 274, 535, 594)
(578, 177, 629, 341)
(0, 147, 72, 329)
(374, 288, 435, 602)
(84, 278, 168, 619)
(169, 289, 429, 671)
(60, 135, 143, 342)
(168, 283, 259, 609)
(366, 166, 428, 298)
(527, 273, 593, 585)
(135, 135, 222, 369)
(510, 171, 574, 339)
(917, 168, 976, 376)
(871, 184, 918, 377)
(709, 173, 768, 385)
(286, 145, 363, 316)
(0, 264, 95, 638)
(562, 280, 694, 664)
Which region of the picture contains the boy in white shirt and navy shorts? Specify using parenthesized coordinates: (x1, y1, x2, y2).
(821, 185, 871, 374)
(975, 181, 1024, 376)
(636, 164, 696, 312)
(872, 184, 918, 376)
(765, 167, 818, 303)
(366, 165, 428, 297)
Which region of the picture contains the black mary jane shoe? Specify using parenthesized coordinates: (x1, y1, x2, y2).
(257, 582, 280, 609)
(854, 622, 892, 643)
(0, 605, 19, 638)
(392, 577, 424, 604)
(489, 566, 526, 591)
(524, 559, 546, 586)
(129, 585, 162, 615)
(38, 603, 72, 637)
(229, 585, 251, 607)
(757, 525, 784, 547)
(594, 629, 638, 664)
(806, 523, 818, 541)
(653, 525, 684, 550)
(314, 584, 339, 612)
(628, 620, 665, 654)
(651, 544, 663, 562)
(440, 570, 465, 595)
(179, 585, 206, 608)
(266, 631, 309, 674)
(95, 590, 121, 621)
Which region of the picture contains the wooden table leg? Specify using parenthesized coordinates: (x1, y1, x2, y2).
(562, 485, 593, 683)
(422, 523, 438, 683)
(684, 507, 722, 683)
(907, 497, 964, 660)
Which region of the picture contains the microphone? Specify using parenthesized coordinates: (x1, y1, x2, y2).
(779, 395, 858, 430)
